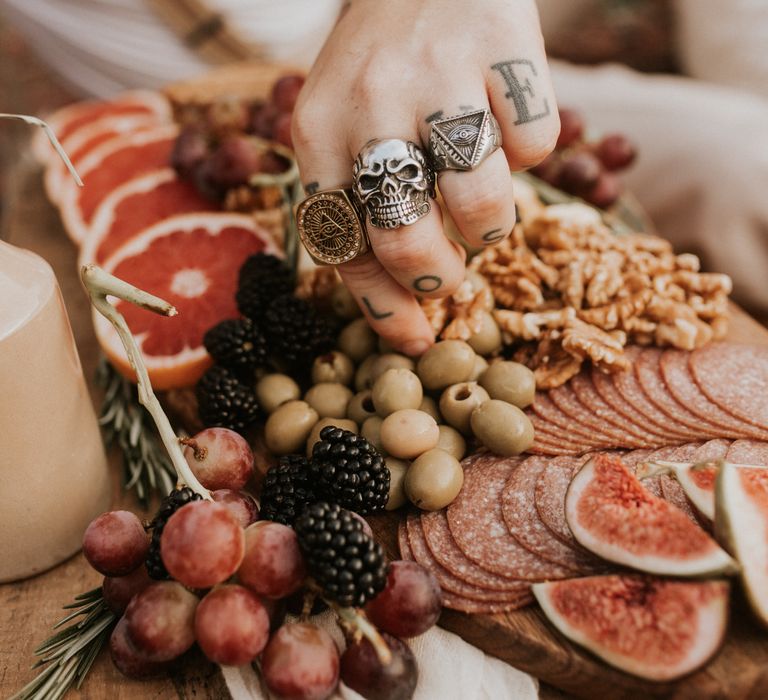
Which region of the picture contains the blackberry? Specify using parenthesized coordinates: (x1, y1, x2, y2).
(259, 454, 316, 526)
(264, 295, 335, 369)
(196, 365, 259, 433)
(236, 253, 294, 321)
(203, 317, 268, 377)
(145, 487, 203, 580)
(295, 501, 387, 608)
(309, 426, 390, 514)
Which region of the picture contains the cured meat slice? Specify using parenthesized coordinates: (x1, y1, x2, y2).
(535, 456, 590, 546)
(528, 424, 592, 456)
(420, 511, 527, 593)
(655, 444, 704, 524)
(726, 439, 768, 466)
(501, 456, 599, 572)
(661, 350, 764, 439)
(635, 348, 721, 436)
(549, 383, 649, 448)
(446, 454, 573, 580)
(609, 347, 699, 441)
(690, 344, 768, 433)
(530, 393, 607, 447)
(406, 515, 528, 603)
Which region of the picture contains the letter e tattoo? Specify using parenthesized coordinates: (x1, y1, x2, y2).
(491, 59, 550, 125)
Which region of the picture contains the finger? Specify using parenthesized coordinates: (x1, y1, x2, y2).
(348, 132, 466, 300)
(418, 97, 517, 249)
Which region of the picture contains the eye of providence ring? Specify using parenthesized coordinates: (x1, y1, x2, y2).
(428, 109, 502, 172)
(296, 189, 370, 266)
(352, 138, 435, 230)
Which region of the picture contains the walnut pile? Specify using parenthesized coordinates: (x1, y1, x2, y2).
(424, 202, 732, 388)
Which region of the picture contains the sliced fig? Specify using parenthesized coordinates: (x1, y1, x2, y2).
(565, 453, 737, 576)
(533, 575, 729, 681)
(638, 459, 719, 521)
(716, 461, 768, 625)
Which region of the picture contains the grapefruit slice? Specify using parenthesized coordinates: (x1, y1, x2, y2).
(78, 169, 219, 267)
(58, 124, 179, 245)
(93, 212, 281, 390)
(31, 90, 171, 164)
(45, 113, 165, 204)
(565, 453, 737, 577)
(716, 462, 768, 625)
(533, 575, 729, 681)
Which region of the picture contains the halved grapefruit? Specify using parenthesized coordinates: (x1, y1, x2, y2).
(79, 168, 219, 267)
(31, 90, 171, 164)
(93, 212, 281, 390)
(58, 124, 179, 245)
(45, 113, 165, 204)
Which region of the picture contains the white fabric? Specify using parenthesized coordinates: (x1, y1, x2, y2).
(220, 610, 539, 700)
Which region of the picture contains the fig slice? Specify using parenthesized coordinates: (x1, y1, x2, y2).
(565, 454, 737, 577)
(533, 575, 729, 681)
(716, 461, 768, 625)
(637, 459, 720, 521)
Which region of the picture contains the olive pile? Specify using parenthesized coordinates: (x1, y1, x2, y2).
(255, 294, 536, 512)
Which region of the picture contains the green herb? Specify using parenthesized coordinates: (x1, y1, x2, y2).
(10, 588, 116, 700)
(96, 358, 175, 506)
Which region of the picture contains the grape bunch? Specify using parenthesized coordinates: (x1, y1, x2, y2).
(529, 107, 637, 209)
(81, 420, 441, 699)
(170, 74, 305, 201)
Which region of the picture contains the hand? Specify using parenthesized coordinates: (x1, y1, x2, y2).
(292, 0, 559, 355)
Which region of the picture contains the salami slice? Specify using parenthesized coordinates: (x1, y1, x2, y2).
(693, 439, 731, 463)
(690, 344, 768, 434)
(440, 589, 533, 614)
(502, 456, 599, 571)
(726, 439, 768, 466)
(661, 350, 764, 439)
(421, 511, 528, 592)
(534, 456, 586, 546)
(530, 394, 607, 447)
(635, 348, 721, 436)
(447, 454, 573, 580)
(528, 425, 592, 456)
(653, 443, 704, 524)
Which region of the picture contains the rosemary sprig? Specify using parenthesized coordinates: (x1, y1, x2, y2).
(96, 358, 175, 506)
(10, 588, 116, 700)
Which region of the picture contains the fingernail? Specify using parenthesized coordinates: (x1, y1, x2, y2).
(402, 339, 432, 357)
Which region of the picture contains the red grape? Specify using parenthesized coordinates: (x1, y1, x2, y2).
(183, 427, 254, 490)
(261, 623, 339, 700)
(251, 102, 279, 139)
(110, 616, 168, 679)
(103, 566, 152, 615)
(160, 501, 245, 588)
(365, 560, 442, 638)
(271, 74, 305, 113)
(207, 95, 250, 136)
(206, 135, 264, 189)
(171, 126, 209, 179)
(340, 634, 417, 700)
(556, 107, 584, 149)
(212, 488, 259, 527)
(194, 584, 270, 665)
(272, 112, 293, 148)
(237, 522, 306, 599)
(124, 581, 198, 662)
(558, 150, 603, 196)
(594, 133, 637, 171)
(585, 170, 622, 209)
(82, 510, 149, 576)
(259, 150, 292, 174)
(528, 151, 562, 186)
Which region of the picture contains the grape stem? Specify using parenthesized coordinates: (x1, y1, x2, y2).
(326, 600, 392, 666)
(81, 264, 211, 500)
(178, 437, 207, 461)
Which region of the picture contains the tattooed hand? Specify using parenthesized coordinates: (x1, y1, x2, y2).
(292, 0, 559, 355)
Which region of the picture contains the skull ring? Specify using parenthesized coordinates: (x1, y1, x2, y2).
(352, 139, 435, 229)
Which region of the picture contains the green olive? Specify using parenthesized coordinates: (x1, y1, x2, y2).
(436, 424, 467, 461)
(255, 373, 301, 414)
(467, 312, 502, 356)
(338, 318, 377, 363)
(469, 354, 489, 382)
(265, 400, 319, 455)
(378, 336, 396, 354)
(418, 395, 441, 423)
(370, 353, 416, 383)
(439, 382, 491, 434)
(404, 448, 464, 511)
(347, 390, 378, 424)
(372, 368, 423, 416)
(304, 382, 353, 419)
(384, 457, 409, 511)
(306, 417, 358, 457)
(355, 353, 380, 392)
(380, 409, 439, 459)
(479, 361, 536, 408)
(470, 399, 535, 456)
(331, 283, 362, 320)
(416, 340, 476, 391)
(311, 351, 355, 386)
(361, 416, 385, 454)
